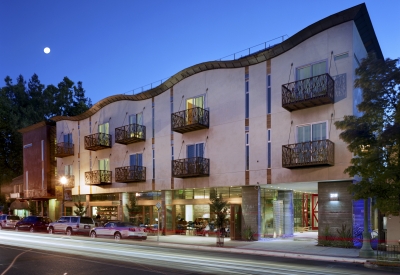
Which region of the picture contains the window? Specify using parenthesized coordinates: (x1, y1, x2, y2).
(334, 52, 349, 61)
(267, 129, 271, 168)
(98, 122, 110, 146)
(63, 133, 72, 144)
(267, 75, 271, 114)
(130, 153, 143, 167)
(186, 95, 204, 110)
(245, 132, 249, 170)
(129, 112, 143, 125)
(187, 143, 204, 158)
(64, 164, 73, 176)
(98, 158, 110, 171)
(152, 149, 155, 179)
(129, 112, 144, 138)
(296, 61, 327, 80)
(296, 122, 327, 143)
(245, 81, 249, 118)
(152, 102, 155, 138)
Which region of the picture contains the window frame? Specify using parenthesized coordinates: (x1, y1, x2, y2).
(295, 120, 328, 143)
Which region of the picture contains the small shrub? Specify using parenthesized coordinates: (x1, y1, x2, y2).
(319, 225, 333, 246)
(243, 225, 254, 241)
(336, 223, 353, 248)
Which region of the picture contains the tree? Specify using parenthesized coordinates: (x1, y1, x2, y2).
(210, 193, 228, 246)
(334, 53, 400, 215)
(125, 194, 141, 225)
(74, 200, 87, 217)
(0, 74, 92, 186)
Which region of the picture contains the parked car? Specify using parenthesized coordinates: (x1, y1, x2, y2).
(90, 221, 147, 240)
(47, 216, 95, 236)
(0, 214, 20, 230)
(15, 216, 52, 232)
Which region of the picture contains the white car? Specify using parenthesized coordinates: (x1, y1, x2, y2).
(90, 221, 147, 240)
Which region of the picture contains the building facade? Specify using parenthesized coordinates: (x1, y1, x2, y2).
(21, 4, 386, 241)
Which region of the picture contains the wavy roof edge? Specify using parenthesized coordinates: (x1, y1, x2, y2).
(51, 3, 381, 122)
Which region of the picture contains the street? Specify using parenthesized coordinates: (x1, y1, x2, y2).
(0, 230, 396, 275)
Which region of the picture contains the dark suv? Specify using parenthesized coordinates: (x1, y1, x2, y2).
(0, 214, 20, 230)
(48, 216, 95, 236)
(15, 216, 52, 232)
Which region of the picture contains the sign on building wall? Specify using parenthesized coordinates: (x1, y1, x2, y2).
(55, 186, 63, 200)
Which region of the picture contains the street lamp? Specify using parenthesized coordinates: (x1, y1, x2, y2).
(60, 176, 67, 216)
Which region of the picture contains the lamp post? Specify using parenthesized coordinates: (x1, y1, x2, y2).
(60, 176, 67, 216)
(359, 198, 374, 258)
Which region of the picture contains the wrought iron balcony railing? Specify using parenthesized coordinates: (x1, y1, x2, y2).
(282, 73, 334, 112)
(24, 189, 48, 198)
(55, 142, 74, 157)
(115, 165, 146, 182)
(56, 175, 75, 188)
(282, 139, 334, 169)
(172, 157, 210, 178)
(171, 107, 209, 134)
(84, 133, 112, 151)
(115, 124, 146, 145)
(85, 170, 112, 185)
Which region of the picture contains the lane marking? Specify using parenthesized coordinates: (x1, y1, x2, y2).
(1, 248, 32, 275)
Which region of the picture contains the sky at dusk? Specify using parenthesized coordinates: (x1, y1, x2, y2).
(1, 0, 399, 105)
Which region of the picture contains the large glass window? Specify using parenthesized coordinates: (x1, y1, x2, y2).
(296, 122, 327, 142)
(186, 95, 204, 110)
(98, 158, 110, 171)
(187, 143, 204, 158)
(130, 153, 143, 167)
(296, 61, 327, 80)
(63, 133, 72, 144)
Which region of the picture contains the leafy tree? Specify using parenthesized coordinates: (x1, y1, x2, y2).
(0, 74, 92, 186)
(335, 53, 400, 215)
(74, 200, 87, 217)
(28, 201, 38, 216)
(210, 193, 228, 233)
(126, 194, 141, 225)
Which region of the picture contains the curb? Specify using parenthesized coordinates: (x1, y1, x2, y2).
(153, 241, 368, 264)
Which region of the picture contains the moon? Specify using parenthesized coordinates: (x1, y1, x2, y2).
(44, 47, 50, 54)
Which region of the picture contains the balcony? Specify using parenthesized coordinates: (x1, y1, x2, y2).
(282, 73, 334, 112)
(85, 170, 112, 185)
(282, 139, 334, 169)
(172, 157, 210, 178)
(24, 189, 48, 198)
(115, 124, 146, 145)
(84, 133, 112, 151)
(171, 107, 209, 134)
(115, 165, 146, 183)
(57, 175, 75, 188)
(10, 192, 23, 199)
(55, 142, 74, 157)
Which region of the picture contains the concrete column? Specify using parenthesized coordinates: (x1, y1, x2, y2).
(162, 190, 173, 235)
(241, 186, 261, 240)
(278, 190, 294, 236)
(121, 192, 129, 222)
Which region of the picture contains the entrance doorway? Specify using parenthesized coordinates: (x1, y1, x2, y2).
(312, 194, 318, 230)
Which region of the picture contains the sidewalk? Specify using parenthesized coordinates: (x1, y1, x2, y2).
(145, 231, 369, 264)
